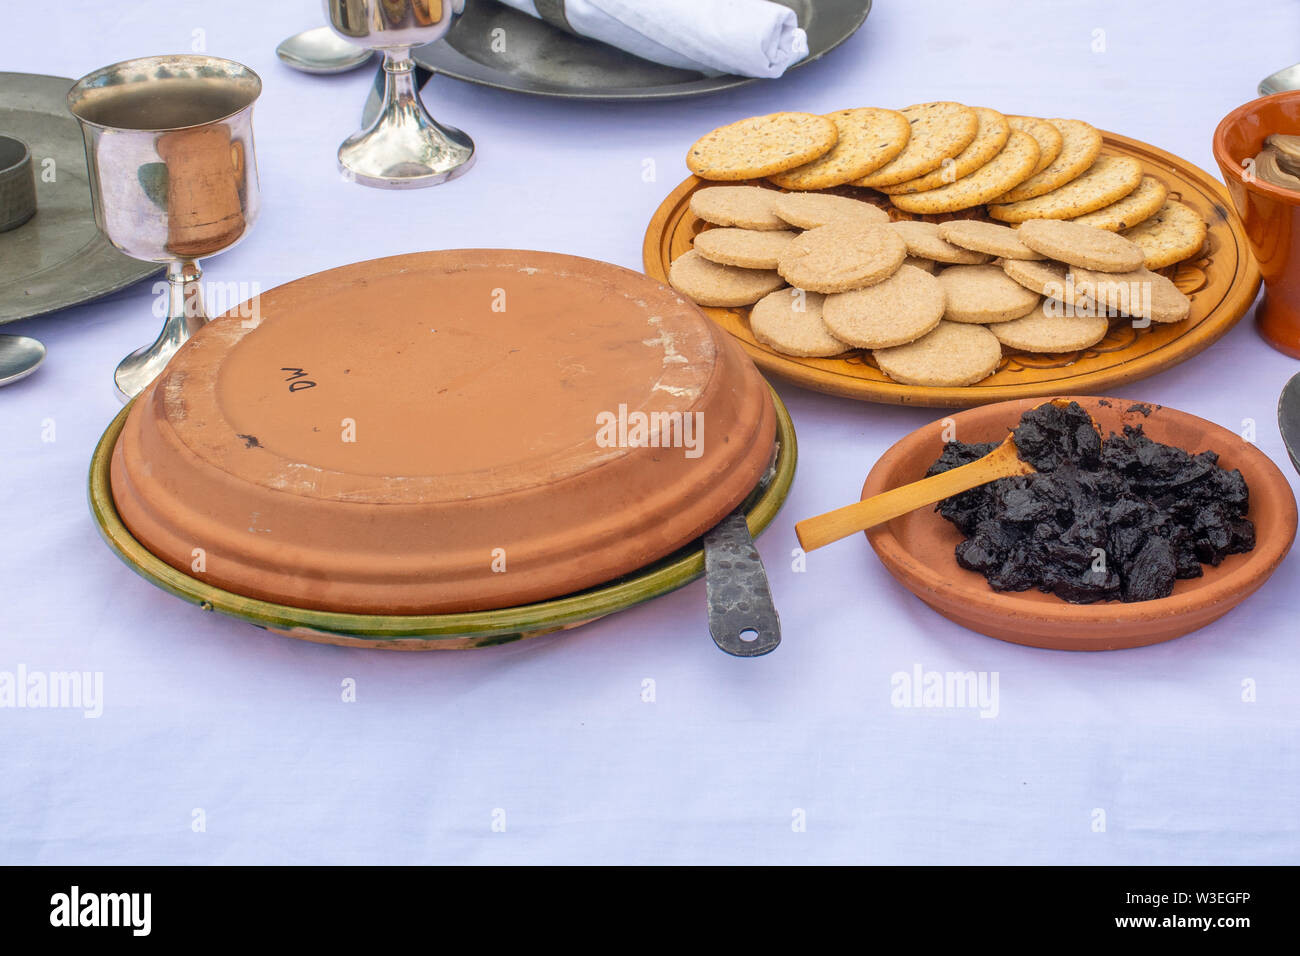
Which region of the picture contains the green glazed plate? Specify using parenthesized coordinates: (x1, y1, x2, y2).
(88, 389, 797, 650)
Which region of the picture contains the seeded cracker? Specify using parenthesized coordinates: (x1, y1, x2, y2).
(992, 119, 1103, 203)
(686, 112, 838, 181)
(889, 130, 1041, 214)
(1069, 175, 1169, 231)
(1121, 200, 1208, 269)
(768, 107, 912, 189)
(1007, 116, 1064, 175)
(988, 155, 1145, 222)
(854, 102, 979, 188)
(879, 107, 1011, 195)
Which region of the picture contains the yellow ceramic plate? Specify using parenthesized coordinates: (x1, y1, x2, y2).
(89, 390, 797, 650)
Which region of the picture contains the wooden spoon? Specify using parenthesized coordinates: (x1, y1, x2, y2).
(795, 397, 1096, 552)
(795, 435, 1035, 551)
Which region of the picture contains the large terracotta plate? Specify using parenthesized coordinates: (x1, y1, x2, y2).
(644, 131, 1262, 407)
(861, 396, 1296, 650)
(88, 390, 796, 651)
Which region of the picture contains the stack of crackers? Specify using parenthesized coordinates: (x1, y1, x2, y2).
(668, 103, 1208, 387)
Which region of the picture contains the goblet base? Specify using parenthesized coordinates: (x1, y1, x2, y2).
(114, 261, 207, 403)
(116, 342, 179, 404)
(338, 113, 475, 190)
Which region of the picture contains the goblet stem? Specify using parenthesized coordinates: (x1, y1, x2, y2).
(337, 47, 475, 189)
(381, 48, 424, 127)
(114, 260, 206, 403)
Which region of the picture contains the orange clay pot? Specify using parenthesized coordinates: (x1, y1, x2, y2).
(1214, 90, 1300, 358)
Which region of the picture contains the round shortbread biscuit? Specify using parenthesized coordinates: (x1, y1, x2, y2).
(1001, 258, 1093, 309)
(820, 265, 946, 348)
(936, 264, 1042, 324)
(668, 249, 786, 307)
(771, 192, 890, 229)
(776, 222, 907, 294)
(768, 107, 911, 190)
(1121, 200, 1208, 270)
(693, 228, 800, 270)
(1007, 116, 1064, 176)
(686, 112, 838, 181)
(1074, 267, 1192, 323)
(891, 220, 990, 264)
(988, 155, 1144, 223)
(1016, 218, 1146, 272)
(690, 185, 787, 230)
(872, 321, 1003, 387)
(904, 256, 938, 274)
(888, 130, 1041, 214)
(748, 289, 848, 357)
(1069, 175, 1168, 232)
(991, 119, 1103, 203)
(853, 102, 979, 188)
(878, 107, 1010, 195)
(938, 220, 1043, 260)
(988, 302, 1111, 352)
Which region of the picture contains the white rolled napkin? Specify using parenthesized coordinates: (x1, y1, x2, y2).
(495, 0, 809, 78)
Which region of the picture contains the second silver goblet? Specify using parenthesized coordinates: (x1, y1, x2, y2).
(325, 0, 475, 188)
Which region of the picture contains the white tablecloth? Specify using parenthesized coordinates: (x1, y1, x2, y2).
(2, 0, 1298, 865)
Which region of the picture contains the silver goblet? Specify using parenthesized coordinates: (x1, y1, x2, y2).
(325, 0, 475, 188)
(67, 55, 261, 401)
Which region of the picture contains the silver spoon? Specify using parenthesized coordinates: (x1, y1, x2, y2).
(276, 27, 375, 75)
(1259, 63, 1300, 96)
(1278, 370, 1300, 476)
(0, 334, 45, 386)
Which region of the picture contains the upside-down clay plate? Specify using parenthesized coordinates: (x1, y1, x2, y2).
(104, 249, 778, 618)
(862, 397, 1297, 650)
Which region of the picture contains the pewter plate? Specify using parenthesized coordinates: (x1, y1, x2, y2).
(0, 72, 160, 326)
(412, 0, 871, 101)
(1280, 370, 1300, 476)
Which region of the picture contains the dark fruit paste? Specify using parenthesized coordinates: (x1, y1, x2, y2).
(927, 401, 1255, 603)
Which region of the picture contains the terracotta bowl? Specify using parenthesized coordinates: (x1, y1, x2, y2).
(1213, 91, 1300, 358)
(863, 396, 1297, 651)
